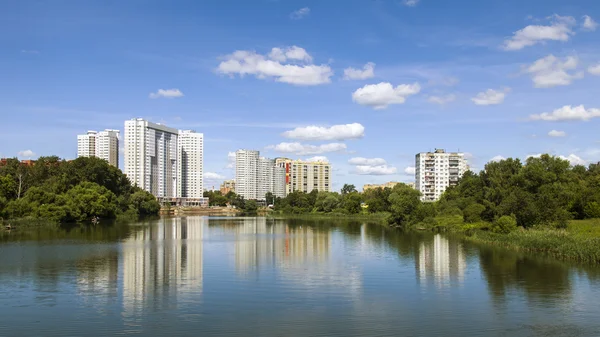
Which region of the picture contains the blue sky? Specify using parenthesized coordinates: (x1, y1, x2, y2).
(2, 0, 600, 191)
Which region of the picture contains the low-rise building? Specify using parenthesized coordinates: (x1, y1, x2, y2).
(220, 180, 236, 195)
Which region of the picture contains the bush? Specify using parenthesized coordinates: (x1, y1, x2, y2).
(492, 215, 517, 234)
(584, 202, 600, 219)
(463, 203, 486, 223)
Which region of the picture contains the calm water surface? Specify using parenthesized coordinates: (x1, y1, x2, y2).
(1, 216, 600, 336)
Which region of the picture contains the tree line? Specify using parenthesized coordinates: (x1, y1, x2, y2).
(0, 156, 160, 223)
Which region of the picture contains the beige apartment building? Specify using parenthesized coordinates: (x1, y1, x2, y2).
(275, 158, 331, 194)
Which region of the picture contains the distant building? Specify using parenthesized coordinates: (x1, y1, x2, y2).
(77, 129, 120, 167)
(415, 149, 468, 202)
(235, 150, 286, 200)
(124, 118, 179, 198)
(177, 130, 204, 198)
(275, 158, 331, 194)
(0, 158, 36, 167)
(363, 181, 408, 191)
(220, 180, 236, 195)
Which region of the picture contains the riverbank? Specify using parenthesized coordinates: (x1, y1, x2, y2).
(267, 211, 390, 221)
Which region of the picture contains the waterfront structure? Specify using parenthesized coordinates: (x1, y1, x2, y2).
(124, 118, 179, 198)
(415, 149, 468, 202)
(77, 129, 120, 167)
(220, 180, 235, 195)
(275, 158, 331, 194)
(235, 150, 286, 200)
(235, 150, 259, 200)
(177, 130, 204, 198)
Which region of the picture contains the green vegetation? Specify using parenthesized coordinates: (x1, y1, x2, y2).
(0, 156, 160, 226)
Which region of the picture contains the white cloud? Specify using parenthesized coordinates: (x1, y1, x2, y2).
(343, 62, 375, 80)
(290, 7, 310, 20)
(21, 50, 39, 54)
(217, 47, 333, 86)
(582, 15, 598, 31)
(267, 142, 347, 155)
(348, 157, 387, 166)
(548, 130, 567, 137)
(282, 123, 364, 141)
(524, 55, 583, 88)
(404, 166, 416, 175)
(530, 105, 600, 121)
(149, 88, 184, 99)
(354, 165, 398, 175)
(305, 156, 329, 163)
(17, 150, 35, 158)
(428, 94, 456, 105)
(588, 63, 600, 76)
(490, 155, 506, 162)
(559, 154, 587, 166)
(502, 15, 576, 50)
(471, 88, 509, 105)
(352, 82, 421, 109)
(402, 0, 420, 7)
(226, 151, 236, 169)
(204, 172, 226, 180)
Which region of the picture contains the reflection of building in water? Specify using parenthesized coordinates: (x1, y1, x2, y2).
(122, 216, 204, 314)
(416, 234, 466, 288)
(234, 218, 330, 276)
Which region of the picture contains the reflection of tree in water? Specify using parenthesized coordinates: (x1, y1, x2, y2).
(478, 248, 572, 305)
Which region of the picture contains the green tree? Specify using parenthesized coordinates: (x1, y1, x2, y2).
(341, 184, 357, 195)
(387, 184, 422, 228)
(244, 200, 258, 214)
(64, 182, 118, 222)
(463, 203, 486, 223)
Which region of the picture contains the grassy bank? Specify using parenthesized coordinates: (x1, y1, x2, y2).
(267, 211, 390, 221)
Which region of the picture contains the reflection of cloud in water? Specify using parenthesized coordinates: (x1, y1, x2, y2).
(417, 234, 466, 289)
(121, 217, 204, 318)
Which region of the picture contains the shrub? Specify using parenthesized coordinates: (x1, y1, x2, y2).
(463, 203, 486, 223)
(492, 215, 517, 234)
(584, 202, 600, 219)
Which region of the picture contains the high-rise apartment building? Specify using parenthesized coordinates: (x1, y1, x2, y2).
(124, 118, 179, 198)
(77, 129, 120, 167)
(235, 150, 259, 200)
(415, 149, 468, 202)
(177, 130, 204, 198)
(235, 150, 286, 200)
(275, 158, 331, 194)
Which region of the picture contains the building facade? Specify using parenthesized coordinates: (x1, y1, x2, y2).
(275, 158, 331, 194)
(177, 130, 204, 198)
(220, 180, 236, 195)
(415, 149, 468, 202)
(235, 150, 259, 200)
(77, 130, 120, 167)
(124, 118, 179, 198)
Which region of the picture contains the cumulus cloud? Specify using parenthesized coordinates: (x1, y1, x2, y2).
(205, 172, 226, 180)
(559, 154, 587, 166)
(548, 130, 567, 137)
(290, 7, 310, 20)
(354, 165, 398, 175)
(588, 63, 600, 76)
(343, 62, 375, 80)
(524, 55, 584, 88)
(530, 105, 600, 121)
(217, 46, 333, 86)
(502, 15, 576, 50)
(402, 0, 420, 7)
(352, 82, 421, 109)
(18, 150, 36, 158)
(267, 142, 347, 155)
(282, 123, 364, 141)
(582, 15, 598, 31)
(226, 151, 236, 169)
(149, 88, 184, 99)
(428, 94, 456, 105)
(305, 156, 329, 162)
(471, 88, 509, 105)
(348, 157, 387, 166)
(404, 166, 416, 175)
(490, 155, 506, 162)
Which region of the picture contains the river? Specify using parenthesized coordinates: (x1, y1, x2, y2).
(1, 216, 599, 336)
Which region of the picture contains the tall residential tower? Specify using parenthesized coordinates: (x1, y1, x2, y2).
(77, 129, 120, 167)
(177, 130, 204, 198)
(275, 158, 331, 194)
(235, 150, 286, 200)
(415, 149, 468, 202)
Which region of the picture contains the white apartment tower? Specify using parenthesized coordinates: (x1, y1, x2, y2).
(235, 150, 286, 200)
(415, 149, 468, 202)
(235, 150, 259, 200)
(177, 130, 204, 198)
(124, 118, 178, 198)
(275, 158, 331, 194)
(77, 129, 120, 167)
